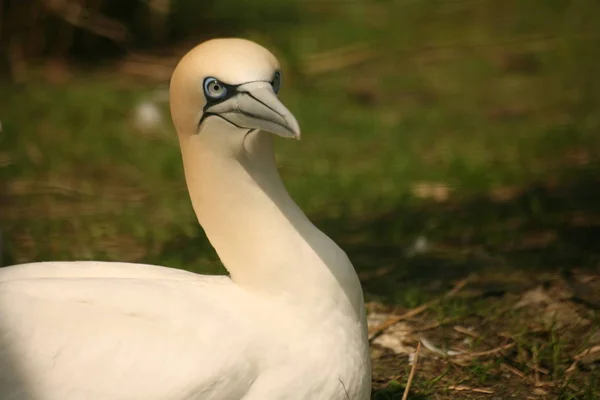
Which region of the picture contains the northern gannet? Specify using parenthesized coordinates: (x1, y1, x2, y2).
(0, 38, 371, 400)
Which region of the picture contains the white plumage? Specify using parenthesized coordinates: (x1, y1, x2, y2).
(0, 38, 371, 400)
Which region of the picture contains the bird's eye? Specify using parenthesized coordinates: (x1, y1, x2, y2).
(204, 77, 227, 99)
(271, 71, 282, 94)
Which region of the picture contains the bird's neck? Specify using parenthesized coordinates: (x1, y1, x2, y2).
(179, 129, 364, 317)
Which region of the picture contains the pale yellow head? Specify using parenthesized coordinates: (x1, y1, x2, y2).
(169, 38, 300, 145)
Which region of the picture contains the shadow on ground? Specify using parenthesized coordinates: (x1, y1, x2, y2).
(334, 166, 600, 305)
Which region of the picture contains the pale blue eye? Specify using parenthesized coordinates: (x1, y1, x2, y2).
(271, 71, 281, 94)
(204, 77, 227, 99)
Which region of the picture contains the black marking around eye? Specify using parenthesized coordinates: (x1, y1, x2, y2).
(197, 78, 278, 132)
(198, 79, 241, 131)
(271, 71, 282, 93)
(202, 78, 240, 108)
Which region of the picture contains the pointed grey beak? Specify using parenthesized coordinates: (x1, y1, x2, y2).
(205, 82, 301, 139)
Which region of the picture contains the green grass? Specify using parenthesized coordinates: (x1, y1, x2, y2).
(1, 0, 600, 398)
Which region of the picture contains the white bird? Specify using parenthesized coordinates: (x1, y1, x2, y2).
(0, 39, 371, 400)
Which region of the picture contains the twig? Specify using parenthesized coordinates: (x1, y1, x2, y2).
(528, 364, 549, 375)
(369, 278, 469, 340)
(500, 363, 527, 379)
(455, 342, 515, 360)
(402, 341, 421, 400)
(533, 347, 540, 386)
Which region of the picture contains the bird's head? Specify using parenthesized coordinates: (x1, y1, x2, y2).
(170, 38, 300, 147)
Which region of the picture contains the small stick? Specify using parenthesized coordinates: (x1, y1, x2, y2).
(500, 363, 527, 379)
(456, 342, 515, 360)
(402, 341, 421, 400)
(574, 344, 600, 360)
(528, 364, 549, 375)
(448, 385, 494, 394)
(453, 325, 480, 338)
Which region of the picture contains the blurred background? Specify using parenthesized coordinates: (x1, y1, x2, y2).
(1, 0, 599, 397)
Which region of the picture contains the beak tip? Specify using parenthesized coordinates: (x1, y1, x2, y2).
(289, 118, 301, 141)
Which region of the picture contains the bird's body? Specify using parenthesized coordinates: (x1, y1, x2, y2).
(0, 262, 368, 400)
(0, 38, 371, 399)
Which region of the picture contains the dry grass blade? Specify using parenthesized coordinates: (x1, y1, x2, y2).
(402, 341, 421, 400)
(570, 344, 600, 369)
(303, 43, 375, 76)
(368, 279, 469, 340)
(565, 360, 578, 374)
(453, 325, 480, 338)
(448, 385, 494, 394)
(574, 344, 600, 361)
(39, 0, 129, 42)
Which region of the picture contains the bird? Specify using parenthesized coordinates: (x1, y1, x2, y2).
(0, 38, 371, 400)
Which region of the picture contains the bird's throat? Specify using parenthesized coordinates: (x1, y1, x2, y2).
(179, 129, 363, 314)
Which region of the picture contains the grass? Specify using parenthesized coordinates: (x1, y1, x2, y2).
(1, 0, 600, 398)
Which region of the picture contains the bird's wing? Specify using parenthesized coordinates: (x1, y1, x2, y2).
(0, 262, 259, 400)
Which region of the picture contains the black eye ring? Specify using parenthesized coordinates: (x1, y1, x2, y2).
(203, 77, 227, 99)
(271, 71, 282, 94)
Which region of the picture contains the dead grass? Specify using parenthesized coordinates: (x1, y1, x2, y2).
(368, 273, 600, 399)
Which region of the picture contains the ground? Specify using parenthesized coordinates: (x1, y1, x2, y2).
(1, 0, 599, 398)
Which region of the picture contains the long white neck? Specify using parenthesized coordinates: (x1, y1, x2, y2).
(178, 123, 364, 317)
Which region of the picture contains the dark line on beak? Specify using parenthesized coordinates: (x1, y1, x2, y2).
(236, 107, 294, 135)
(243, 91, 283, 119)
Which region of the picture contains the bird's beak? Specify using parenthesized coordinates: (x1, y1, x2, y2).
(204, 82, 301, 140)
